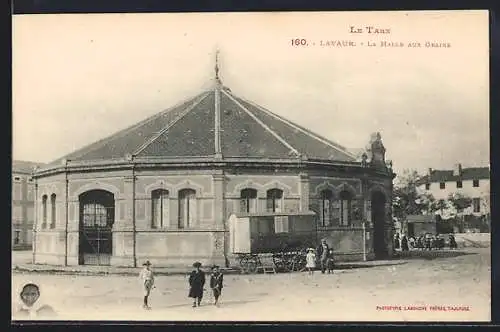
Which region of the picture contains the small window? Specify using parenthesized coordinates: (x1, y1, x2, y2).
(439, 182, 446, 189)
(425, 183, 430, 190)
(456, 181, 463, 188)
(28, 178, 33, 182)
(274, 216, 289, 233)
(14, 176, 21, 181)
(473, 180, 479, 187)
(14, 230, 20, 245)
(473, 198, 481, 213)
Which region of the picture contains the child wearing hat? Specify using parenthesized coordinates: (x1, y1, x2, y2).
(189, 261, 206, 307)
(305, 248, 316, 275)
(210, 265, 224, 306)
(139, 260, 155, 310)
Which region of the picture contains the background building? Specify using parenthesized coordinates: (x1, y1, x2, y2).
(417, 163, 490, 217)
(12, 160, 42, 249)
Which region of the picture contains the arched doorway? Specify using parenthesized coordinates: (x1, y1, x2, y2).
(79, 190, 115, 266)
(371, 191, 387, 259)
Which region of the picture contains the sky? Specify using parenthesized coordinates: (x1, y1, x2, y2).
(12, 11, 489, 176)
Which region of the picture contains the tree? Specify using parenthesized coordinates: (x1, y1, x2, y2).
(430, 198, 448, 215)
(392, 169, 436, 220)
(448, 192, 473, 232)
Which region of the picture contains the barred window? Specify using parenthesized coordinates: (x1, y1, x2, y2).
(320, 190, 333, 227)
(339, 190, 353, 226)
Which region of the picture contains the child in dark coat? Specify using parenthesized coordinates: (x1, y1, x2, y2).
(326, 249, 335, 274)
(189, 261, 206, 307)
(210, 265, 224, 306)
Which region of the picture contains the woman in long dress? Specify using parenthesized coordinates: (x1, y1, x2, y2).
(189, 262, 206, 307)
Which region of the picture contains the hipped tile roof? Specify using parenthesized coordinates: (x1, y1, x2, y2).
(49, 83, 356, 165)
(416, 167, 490, 185)
(12, 160, 44, 174)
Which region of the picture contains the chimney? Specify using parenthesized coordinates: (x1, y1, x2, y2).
(453, 163, 462, 177)
(428, 168, 433, 177)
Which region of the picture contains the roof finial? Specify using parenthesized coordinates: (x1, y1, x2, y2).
(214, 48, 221, 83)
(215, 49, 219, 78)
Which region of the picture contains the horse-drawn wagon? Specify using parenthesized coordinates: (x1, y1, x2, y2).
(228, 211, 318, 273)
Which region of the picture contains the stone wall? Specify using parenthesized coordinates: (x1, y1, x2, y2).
(32, 165, 394, 266)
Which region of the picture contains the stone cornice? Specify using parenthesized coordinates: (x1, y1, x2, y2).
(33, 157, 394, 180)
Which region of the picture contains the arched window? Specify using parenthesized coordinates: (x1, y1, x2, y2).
(320, 190, 333, 227)
(50, 194, 56, 229)
(240, 188, 257, 213)
(339, 190, 352, 226)
(151, 189, 169, 229)
(178, 189, 196, 229)
(41, 195, 48, 229)
(266, 189, 283, 213)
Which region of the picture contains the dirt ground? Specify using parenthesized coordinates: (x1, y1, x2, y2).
(11, 248, 490, 322)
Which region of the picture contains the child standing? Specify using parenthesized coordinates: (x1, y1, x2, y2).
(210, 265, 224, 306)
(139, 260, 155, 310)
(326, 248, 335, 274)
(305, 248, 316, 275)
(189, 261, 206, 307)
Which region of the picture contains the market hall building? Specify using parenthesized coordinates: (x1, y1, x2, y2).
(32, 62, 396, 267)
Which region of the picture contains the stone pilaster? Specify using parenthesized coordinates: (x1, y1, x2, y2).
(111, 175, 136, 267)
(213, 174, 225, 228)
(299, 172, 310, 211)
(213, 173, 227, 265)
(66, 197, 79, 266)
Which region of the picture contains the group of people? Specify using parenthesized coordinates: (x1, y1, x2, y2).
(140, 260, 224, 310)
(394, 233, 458, 251)
(305, 238, 335, 275)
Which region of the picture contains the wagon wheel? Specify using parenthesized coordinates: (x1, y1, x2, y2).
(245, 255, 258, 274)
(239, 255, 250, 274)
(272, 253, 286, 272)
(291, 253, 306, 272)
(280, 253, 292, 272)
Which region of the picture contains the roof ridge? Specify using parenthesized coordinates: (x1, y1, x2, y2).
(133, 92, 210, 156)
(51, 91, 209, 164)
(234, 95, 356, 160)
(221, 89, 301, 157)
(214, 87, 222, 156)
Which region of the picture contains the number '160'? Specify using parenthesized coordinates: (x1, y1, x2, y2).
(291, 39, 307, 46)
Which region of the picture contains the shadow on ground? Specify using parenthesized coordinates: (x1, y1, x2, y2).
(156, 299, 260, 309)
(392, 250, 476, 260)
(333, 262, 408, 270)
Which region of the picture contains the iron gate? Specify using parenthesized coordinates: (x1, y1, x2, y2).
(79, 201, 114, 266)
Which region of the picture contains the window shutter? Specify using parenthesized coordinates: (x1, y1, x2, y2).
(240, 198, 248, 213)
(249, 198, 257, 213)
(178, 196, 186, 228)
(266, 198, 273, 212)
(161, 192, 169, 228)
(188, 194, 197, 227)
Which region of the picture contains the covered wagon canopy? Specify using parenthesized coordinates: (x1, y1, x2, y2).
(229, 211, 318, 255)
